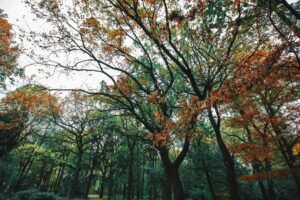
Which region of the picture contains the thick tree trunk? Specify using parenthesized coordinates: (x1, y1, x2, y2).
(207, 108, 240, 200)
(159, 148, 186, 200)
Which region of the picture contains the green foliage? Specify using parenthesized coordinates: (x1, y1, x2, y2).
(5, 189, 55, 200)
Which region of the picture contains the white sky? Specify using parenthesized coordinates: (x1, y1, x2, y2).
(0, 0, 104, 94)
(0, 0, 298, 94)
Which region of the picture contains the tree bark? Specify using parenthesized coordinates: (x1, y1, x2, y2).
(127, 150, 134, 200)
(265, 159, 276, 200)
(159, 148, 186, 200)
(201, 159, 218, 200)
(207, 108, 240, 200)
(85, 160, 96, 197)
(69, 150, 83, 198)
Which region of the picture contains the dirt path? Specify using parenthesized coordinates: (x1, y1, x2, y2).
(87, 194, 108, 200)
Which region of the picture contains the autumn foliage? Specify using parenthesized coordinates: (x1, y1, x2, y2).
(0, 10, 20, 89)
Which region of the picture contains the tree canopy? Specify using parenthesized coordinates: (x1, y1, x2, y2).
(0, 1, 299, 200)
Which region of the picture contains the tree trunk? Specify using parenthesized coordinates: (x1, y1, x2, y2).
(69, 150, 83, 198)
(244, 124, 268, 200)
(99, 163, 108, 198)
(265, 160, 276, 200)
(123, 184, 127, 200)
(207, 108, 240, 200)
(99, 181, 105, 198)
(201, 159, 218, 200)
(159, 148, 186, 200)
(85, 161, 96, 197)
(253, 162, 267, 200)
(13, 157, 34, 192)
(108, 170, 113, 200)
(37, 161, 45, 189)
(258, 181, 268, 200)
(52, 162, 66, 192)
(272, 125, 300, 193)
(127, 152, 134, 200)
(141, 161, 145, 199)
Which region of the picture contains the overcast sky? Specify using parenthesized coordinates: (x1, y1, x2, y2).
(0, 0, 103, 94)
(0, 0, 298, 94)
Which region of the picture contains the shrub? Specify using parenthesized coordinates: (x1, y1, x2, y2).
(7, 189, 56, 200)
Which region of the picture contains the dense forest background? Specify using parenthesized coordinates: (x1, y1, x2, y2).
(0, 0, 300, 200)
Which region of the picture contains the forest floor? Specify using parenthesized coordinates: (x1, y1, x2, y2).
(87, 194, 108, 200)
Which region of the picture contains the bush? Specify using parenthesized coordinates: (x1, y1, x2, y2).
(30, 192, 56, 200)
(7, 189, 56, 200)
(0, 194, 7, 200)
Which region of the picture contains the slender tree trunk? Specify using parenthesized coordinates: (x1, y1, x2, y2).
(123, 184, 127, 200)
(149, 185, 152, 200)
(85, 161, 96, 197)
(265, 160, 276, 200)
(42, 165, 54, 192)
(258, 181, 268, 200)
(99, 172, 106, 198)
(272, 124, 300, 193)
(141, 159, 145, 199)
(262, 107, 300, 194)
(37, 161, 45, 189)
(252, 162, 267, 200)
(99, 165, 107, 198)
(126, 135, 136, 200)
(108, 170, 113, 200)
(136, 161, 141, 200)
(69, 150, 83, 198)
(127, 151, 134, 200)
(51, 152, 69, 193)
(207, 108, 240, 200)
(13, 157, 34, 192)
(99, 181, 105, 198)
(201, 159, 218, 200)
(244, 124, 268, 200)
(52, 162, 66, 192)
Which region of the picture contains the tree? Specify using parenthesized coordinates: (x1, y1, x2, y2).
(0, 84, 59, 157)
(51, 91, 104, 198)
(208, 41, 300, 198)
(0, 9, 22, 90)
